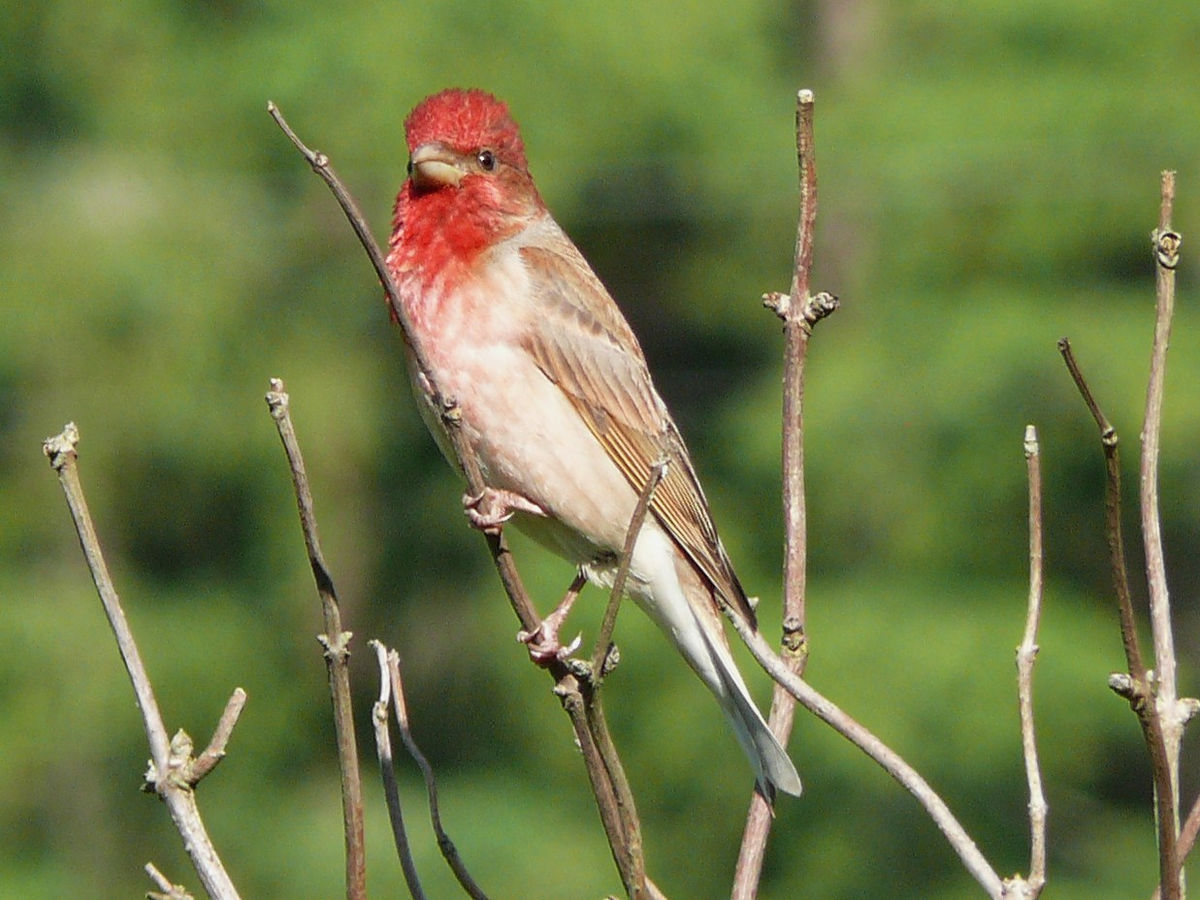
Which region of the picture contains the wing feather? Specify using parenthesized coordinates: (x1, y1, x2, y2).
(518, 239, 755, 625)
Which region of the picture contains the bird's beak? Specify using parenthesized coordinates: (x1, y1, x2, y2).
(409, 142, 463, 190)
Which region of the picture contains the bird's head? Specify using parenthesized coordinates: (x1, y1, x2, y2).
(390, 89, 544, 278)
(404, 88, 530, 189)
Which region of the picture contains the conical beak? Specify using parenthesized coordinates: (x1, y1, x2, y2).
(409, 142, 463, 190)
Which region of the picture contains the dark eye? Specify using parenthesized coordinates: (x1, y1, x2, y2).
(476, 149, 496, 171)
(406, 158, 414, 175)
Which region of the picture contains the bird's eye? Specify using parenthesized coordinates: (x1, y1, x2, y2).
(476, 149, 496, 171)
(406, 159, 414, 175)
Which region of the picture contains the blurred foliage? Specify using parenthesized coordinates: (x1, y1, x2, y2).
(3, 0, 1200, 896)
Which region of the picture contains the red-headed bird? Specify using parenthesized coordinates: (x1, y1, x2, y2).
(386, 88, 801, 799)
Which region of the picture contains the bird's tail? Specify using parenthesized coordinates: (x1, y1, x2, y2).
(696, 615, 803, 799)
(624, 529, 802, 798)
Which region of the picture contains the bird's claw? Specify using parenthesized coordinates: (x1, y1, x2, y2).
(462, 487, 543, 533)
(519, 623, 582, 666)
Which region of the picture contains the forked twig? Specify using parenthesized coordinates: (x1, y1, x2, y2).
(1153, 792, 1200, 899)
(366, 641, 427, 900)
(1057, 339, 1177, 900)
(43, 424, 241, 900)
(1058, 170, 1189, 900)
(383, 644, 490, 900)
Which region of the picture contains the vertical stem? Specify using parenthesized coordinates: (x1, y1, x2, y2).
(1142, 170, 1182, 898)
(266, 383, 367, 900)
(1018, 426, 1047, 895)
(734, 88, 828, 899)
(781, 88, 819, 638)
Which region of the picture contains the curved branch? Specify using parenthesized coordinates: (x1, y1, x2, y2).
(720, 597, 1004, 898)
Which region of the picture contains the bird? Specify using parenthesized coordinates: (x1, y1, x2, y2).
(385, 88, 801, 799)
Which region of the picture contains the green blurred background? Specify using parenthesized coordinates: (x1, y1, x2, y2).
(3, 0, 1199, 896)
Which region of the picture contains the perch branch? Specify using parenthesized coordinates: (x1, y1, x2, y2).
(43, 424, 241, 900)
(269, 103, 654, 898)
(265, 380, 367, 900)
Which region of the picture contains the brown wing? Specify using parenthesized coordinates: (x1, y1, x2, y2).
(518, 239, 755, 625)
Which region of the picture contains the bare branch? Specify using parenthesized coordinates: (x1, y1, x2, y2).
(43, 424, 241, 900)
(367, 641, 428, 900)
(1060, 334, 1179, 899)
(718, 595, 1004, 897)
(1016, 425, 1047, 896)
(1058, 170, 1187, 900)
(265, 380, 367, 900)
(736, 88, 838, 898)
(43, 424, 171, 767)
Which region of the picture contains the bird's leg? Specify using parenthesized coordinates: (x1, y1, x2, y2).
(462, 486, 546, 533)
(519, 571, 587, 665)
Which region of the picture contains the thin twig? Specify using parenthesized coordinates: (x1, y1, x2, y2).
(1057, 339, 1147, 678)
(265, 380, 367, 900)
(191, 688, 248, 783)
(269, 103, 651, 897)
(43, 424, 241, 900)
(145, 862, 195, 900)
(1017, 425, 1047, 896)
(367, 641, 427, 900)
(717, 596, 1005, 898)
(1144, 171, 1180, 707)
(386, 648, 491, 900)
(591, 459, 668, 676)
(578, 460, 667, 900)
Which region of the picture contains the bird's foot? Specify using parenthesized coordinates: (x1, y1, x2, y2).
(462, 487, 545, 534)
(518, 573, 585, 666)
(519, 623, 582, 666)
